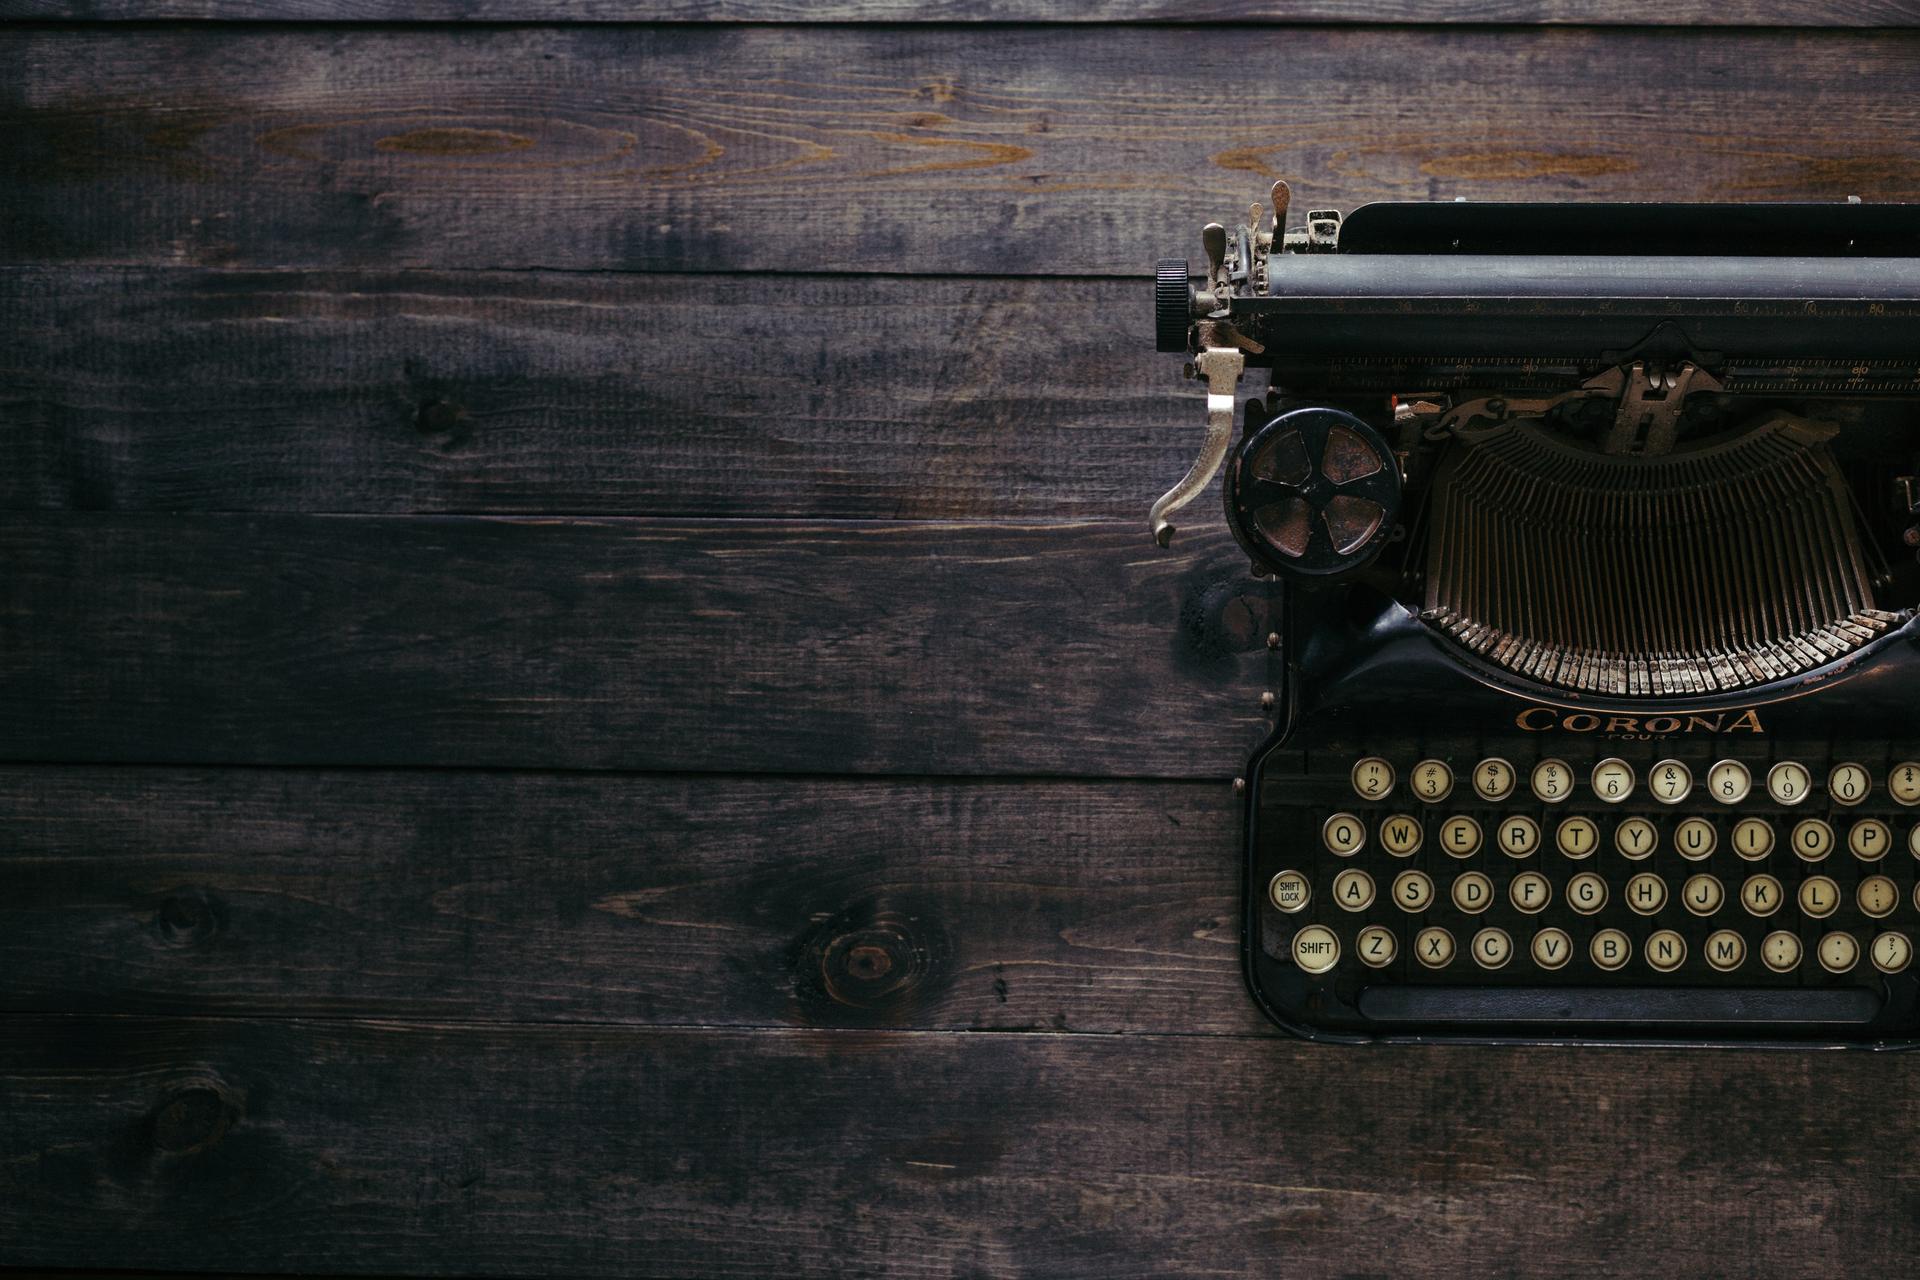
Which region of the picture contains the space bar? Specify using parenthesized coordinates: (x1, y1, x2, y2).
(1358, 985, 1881, 1025)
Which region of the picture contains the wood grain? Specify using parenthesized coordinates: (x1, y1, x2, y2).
(5, 1015, 1918, 1277)
(0, 269, 1196, 519)
(0, 767, 1260, 1034)
(7, 26, 1920, 274)
(0, 515, 1280, 775)
(3, 0, 1916, 24)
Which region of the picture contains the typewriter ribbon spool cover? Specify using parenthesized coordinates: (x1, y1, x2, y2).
(1151, 185, 1920, 1046)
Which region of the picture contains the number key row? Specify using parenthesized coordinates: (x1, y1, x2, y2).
(1352, 757, 1920, 806)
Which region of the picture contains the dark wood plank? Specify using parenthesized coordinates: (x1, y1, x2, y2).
(7, 27, 1920, 274)
(5, 1015, 1917, 1276)
(0, 768, 1261, 1034)
(0, 269, 1195, 520)
(0, 515, 1279, 775)
(2, 0, 1914, 24)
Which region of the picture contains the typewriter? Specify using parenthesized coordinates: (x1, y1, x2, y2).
(1153, 181, 1920, 1046)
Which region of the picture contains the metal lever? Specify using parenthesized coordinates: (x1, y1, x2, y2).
(1149, 346, 1244, 548)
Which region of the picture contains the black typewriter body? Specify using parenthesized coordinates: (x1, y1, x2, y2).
(1152, 187, 1920, 1046)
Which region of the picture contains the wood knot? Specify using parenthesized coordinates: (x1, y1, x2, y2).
(150, 1085, 238, 1155)
(155, 888, 223, 946)
(790, 901, 951, 1027)
(414, 397, 470, 441)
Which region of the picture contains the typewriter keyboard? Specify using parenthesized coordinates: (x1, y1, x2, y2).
(1255, 752, 1920, 1036)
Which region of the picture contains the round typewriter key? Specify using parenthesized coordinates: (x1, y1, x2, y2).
(1474, 757, 1517, 802)
(1590, 928, 1631, 971)
(1332, 868, 1376, 912)
(1509, 871, 1552, 914)
(1767, 761, 1812, 807)
(1762, 930, 1803, 973)
(1322, 812, 1366, 856)
(1357, 925, 1398, 969)
(1646, 929, 1687, 973)
(1893, 763, 1920, 806)
(1707, 759, 1752, 805)
(1741, 874, 1784, 917)
(1351, 757, 1395, 800)
(1379, 815, 1424, 857)
(1614, 816, 1658, 861)
(1649, 759, 1692, 805)
(1439, 814, 1483, 859)
(1798, 875, 1840, 919)
(1857, 875, 1899, 918)
(1912, 824, 1920, 859)
(1292, 925, 1341, 974)
(1268, 870, 1311, 913)
(1471, 927, 1513, 970)
(1498, 815, 1541, 858)
(1626, 872, 1668, 916)
(1393, 870, 1434, 912)
(1415, 926, 1455, 969)
(1674, 817, 1717, 861)
(1410, 759, 1453, 802)
(1818, 931, 1860, 974)
(1531, 927, 1573, 970)
(1791, 818, 1834, 862)
(1849, 818, 1891, 862)
(1591, 758, 1634, 804)
(1682, 873, 1724, 916)
(1828, 763, 1871, 807)
(1872, 931, 1912, 975)
(1732, 817, 1775, 861)
(1531, 758, 1575, 803)
(1705, 929, 1747, 973)
(1450, 871, 1493, 914)
(1555, 816, 1599, 859)
(1567, 872, 1608, 915)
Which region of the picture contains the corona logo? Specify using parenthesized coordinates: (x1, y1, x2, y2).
(1514, 707, 1765, 735)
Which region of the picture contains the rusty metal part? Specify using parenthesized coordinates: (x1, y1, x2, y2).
(1150, 345, 1245, 548)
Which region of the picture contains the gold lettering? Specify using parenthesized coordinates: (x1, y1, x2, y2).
(1645, 716, 1681, 734)
(1686, 714, 1725, 733)
(1515, 707, 1557, 731)
(1563, 714, 1600, 732)
(1727, 709, 1765, 733)
(1604, 716, 1640, 733)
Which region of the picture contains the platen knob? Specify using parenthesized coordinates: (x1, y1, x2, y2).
(1156, 258, 1193, 353)
(1226, 406, 1401, 579)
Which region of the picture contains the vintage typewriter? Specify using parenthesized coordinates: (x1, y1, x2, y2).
(1153, 181, 1920, 1045)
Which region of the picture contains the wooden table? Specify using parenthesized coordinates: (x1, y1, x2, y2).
(3, 5, 1919, 1275)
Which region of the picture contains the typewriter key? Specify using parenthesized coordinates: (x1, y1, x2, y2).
(1590, 929, 1631, 971)
(1791, 818, 1834, 862)
(1411, 759, 1453, 802)
(1911, 824, 1920, 858)
(1333, 868, 1376, 912)
(1626, 873, 1668, 916)
(1818, 931, 1860, 974)
(1555, 816, 1598, 859)
(1893, 763, 1920, 807)
(1322, 813, 1366, 856)
(1741, 874, 1784, 917)
(1732, 818, 1775, 861)
(1707, 760, 1752, 805)
(1393, 870, 1434, 912)
(1531, 758, 1574, 803)
(1415, 926, 1455, 969)
(1357, 925, 1397, 968)
(1682, 874, 1724, 916)
(1568, 873, 1608, 915)
(1269, 870, 1311, 913)
(1450, 871, 1493, 913)
(1674, 818, 1717, 861)
(1646, 930, 1686, 972)
(1705, 930, 1747, 973)
(1829, 763, 1871, 807)
(1798, 875, 1840, 919)
(1498, 816, 1541, 858)
(1615, 817, 1658, 861)
(1474, 758, 1517, 802)
(1531, 927, 1572, 970)
(1872, 931, 1912, 975)
(1352, 757, 1395, 800)
(1471, 927, 1513, 970)
(1762, 931, 1803, 973)
(1767, 761, 1812, 806)
(1849, 818, 1891, 861)
(1439, 815, 1483, 858)
(1509, 871, 1551, 914)
(1292, 925, 1341, 974)
(1649, 759, 1692, 805)
(1857, 875, 1899, 918)
(1591, 758, 1634, 804)
(1380, 816, 1424, 857)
